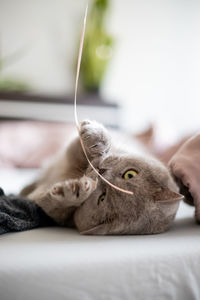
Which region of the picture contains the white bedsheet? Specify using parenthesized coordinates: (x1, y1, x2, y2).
(0, 169, 200, 300)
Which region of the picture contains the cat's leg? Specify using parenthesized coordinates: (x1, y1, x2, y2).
(21, 120, 110, 197)
(49, 176, 97, 207)
(28, 176, 97, 225)
(20, 180, 38, 197)
(19, 121, 105, 200)
(80, 120, 111, 158)
(21, 136, 90, 197)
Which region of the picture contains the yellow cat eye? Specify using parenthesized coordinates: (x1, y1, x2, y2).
(123, 169, 138, 180)
(98, 193, 106, 205)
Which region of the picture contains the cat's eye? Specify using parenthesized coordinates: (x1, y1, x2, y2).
(123, 169, 138, 180)
(98, 193, 106, 205)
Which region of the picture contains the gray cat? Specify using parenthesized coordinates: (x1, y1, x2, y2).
(21, 120, 183, 235)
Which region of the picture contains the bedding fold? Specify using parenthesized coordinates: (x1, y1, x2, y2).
(0, 188, 54, 235)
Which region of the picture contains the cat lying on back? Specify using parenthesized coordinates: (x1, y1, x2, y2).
(21, 120, 183, 235)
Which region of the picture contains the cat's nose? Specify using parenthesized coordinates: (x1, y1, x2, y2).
(98, 168, 106, 175)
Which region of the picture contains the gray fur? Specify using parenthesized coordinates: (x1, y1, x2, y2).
(21, 120, 183, 235)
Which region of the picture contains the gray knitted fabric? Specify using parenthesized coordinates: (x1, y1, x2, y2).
(0, 188, 54, 235)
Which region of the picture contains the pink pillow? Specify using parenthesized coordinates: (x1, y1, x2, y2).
(0, 121, 75, 168)
(169, 134, 200, 223)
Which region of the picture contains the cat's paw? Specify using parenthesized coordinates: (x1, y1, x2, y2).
(80, 120, 110, 157)
(49, 176, 97, 206)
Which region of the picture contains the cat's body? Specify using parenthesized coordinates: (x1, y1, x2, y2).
(21, 120, 183, 235)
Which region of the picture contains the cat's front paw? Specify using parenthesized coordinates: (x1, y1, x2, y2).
(49, 176, 97, 207)
(80, 120, 110, 157)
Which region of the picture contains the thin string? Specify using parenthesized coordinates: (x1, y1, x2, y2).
(74, 3, 133, 196)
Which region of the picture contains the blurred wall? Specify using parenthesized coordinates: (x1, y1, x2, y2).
(0, 0, 86, 94)
(0, 0, 200, 140)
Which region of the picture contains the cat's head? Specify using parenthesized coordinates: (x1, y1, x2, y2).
(74, 154, 183, 235)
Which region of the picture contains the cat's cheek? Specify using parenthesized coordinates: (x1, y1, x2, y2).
(73, 209, 83, 232)
(73, 202, 94, 233)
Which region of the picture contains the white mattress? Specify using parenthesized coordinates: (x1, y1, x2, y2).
(0, 169, 200, 300)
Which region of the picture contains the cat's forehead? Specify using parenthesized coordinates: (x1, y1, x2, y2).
(100, 154, 173, 187)
(101, 154, 162, 171)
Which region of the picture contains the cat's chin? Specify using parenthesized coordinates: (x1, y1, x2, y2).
(76, 219, 114, 235)
(80, 224, 173, 235)
(80, 224, 109, 235)
(78, 210, 179, 235)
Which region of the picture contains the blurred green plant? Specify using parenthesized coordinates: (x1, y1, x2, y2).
(0, 77, 29, 92)
(80, 0, 114, 93)
(0, 42, 30, 93)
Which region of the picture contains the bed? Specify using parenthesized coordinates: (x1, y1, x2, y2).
(0, 168, 200, 300)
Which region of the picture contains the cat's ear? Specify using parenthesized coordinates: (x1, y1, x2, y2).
(154, 188, 184, 217)
(80, 224, 110, 235)
(153, 187, 183, 202)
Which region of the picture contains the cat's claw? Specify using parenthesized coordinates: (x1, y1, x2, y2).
(49, 176, 97, 206)
(51, 184, 64, 196)
(80, 120, 111, 157)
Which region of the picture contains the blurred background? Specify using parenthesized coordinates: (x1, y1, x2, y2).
(0, 0, 200, 171)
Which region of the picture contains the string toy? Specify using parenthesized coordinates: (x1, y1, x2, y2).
(74, 3, 133, 196)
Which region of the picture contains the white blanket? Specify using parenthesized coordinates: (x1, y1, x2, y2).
(0, 169, 200, 300)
